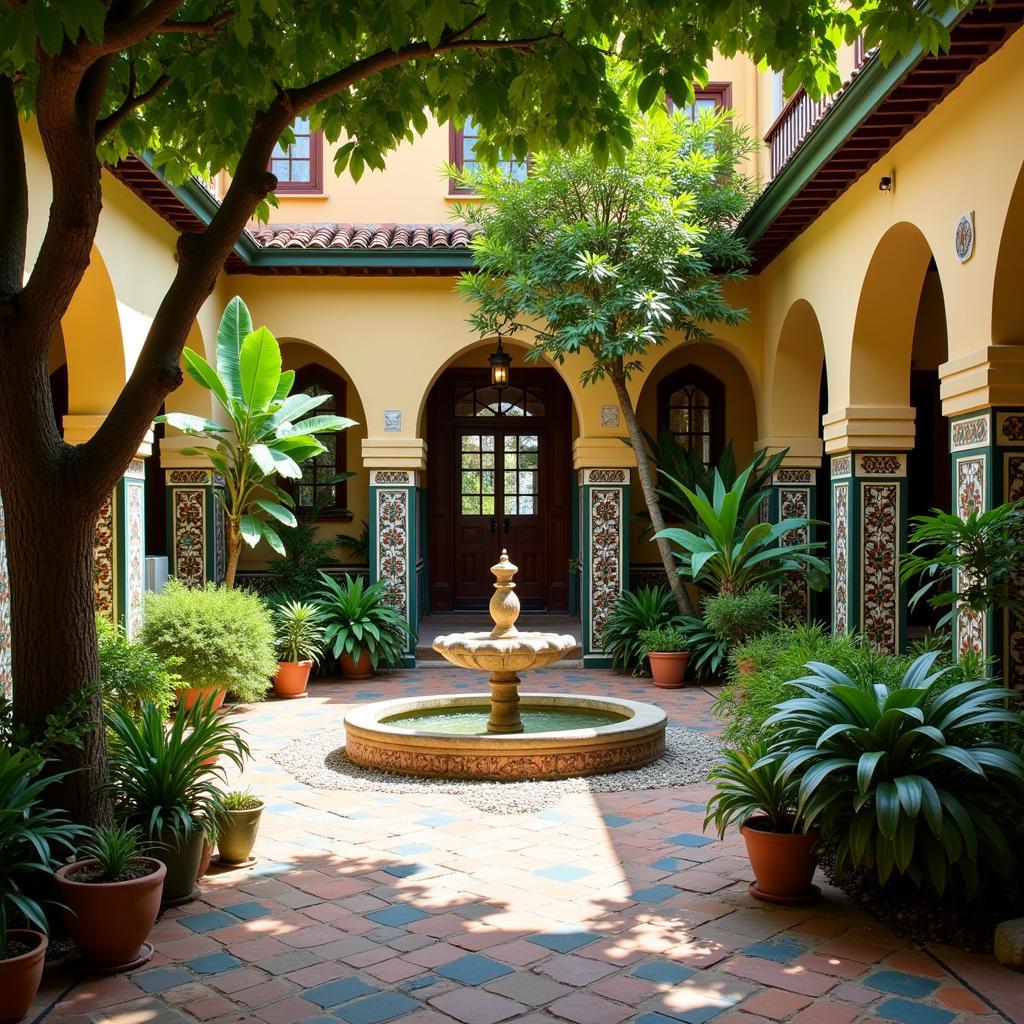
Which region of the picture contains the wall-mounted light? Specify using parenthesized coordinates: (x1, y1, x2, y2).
(489, 338, 511, 388)
(878, 174, 894, 192)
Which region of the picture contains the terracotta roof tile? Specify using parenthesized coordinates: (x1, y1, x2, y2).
(247, 222, 477, 251)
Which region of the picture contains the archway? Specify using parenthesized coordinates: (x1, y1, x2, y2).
(993, 159, 1024, 346)
(424, 341, 574, 613)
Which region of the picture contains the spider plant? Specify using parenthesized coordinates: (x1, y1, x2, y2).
(600, 586, 683, 675)
(78, 825, 147, 881)
(704, 739, 802, 836)
(274, 600, 326, 664)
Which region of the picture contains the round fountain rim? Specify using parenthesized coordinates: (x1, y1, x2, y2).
(344, 692, 666, 745)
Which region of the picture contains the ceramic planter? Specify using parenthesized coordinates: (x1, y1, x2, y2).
(741, 816, 819, 903)
(198, 837, 214, 878)
(156, 827, 204, 904)
(177, 685, 227, 713)
(0, 929, 47, 1024)
(274, 660, 313, 698)
(647, 651, 689, 688)
(340, 649, 373, 679)
(217, 802, 264, 865)
(55, 858, 166, 970)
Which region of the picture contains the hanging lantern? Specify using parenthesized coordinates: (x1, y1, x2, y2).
(489, 338, 511, 388)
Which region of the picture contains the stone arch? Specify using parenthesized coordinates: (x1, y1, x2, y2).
(849, 222, 945, 407)
(992, 158, 1024, 345)
(767, 299, 826, 443)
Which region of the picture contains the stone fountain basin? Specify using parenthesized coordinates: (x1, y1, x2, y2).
(343, 693, 667, 781)
(431, 631, 576, 672)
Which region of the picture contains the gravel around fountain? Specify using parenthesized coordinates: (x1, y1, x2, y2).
(271, 725, 721, 814)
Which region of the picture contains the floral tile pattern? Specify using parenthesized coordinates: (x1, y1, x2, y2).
(832, 481, 849, 635)
(93, 490, 116, 620)
(779, 486, 811, 624)
(0, 495, 10, 697)
(1005, 453, 1024, 689)
(376, 489, 409, 619)
(955, 457, 986, 658)
(172, 487, 207, 586)
(126, 473, 146, 638)
(589, 487, 622, 653)
(861, 482, 899, 654)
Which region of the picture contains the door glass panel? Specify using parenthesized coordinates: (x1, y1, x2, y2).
(461, 434, 496, 516)
(503, 434, 539, 515)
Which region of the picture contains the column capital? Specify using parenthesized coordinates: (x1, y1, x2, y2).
(572, 436, 637, 472)
(939, 345, 1024, 417)
(63, 414, 153, 458)
(361, 437, 427, 473)
(755, 436, 823, 468)
(822, 406, 915, 455)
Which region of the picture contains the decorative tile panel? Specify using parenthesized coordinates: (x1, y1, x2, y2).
(831, 455, 852, 479)
(860, 481, 900, 654)
(997, 413, 1024, 446)
(1005, 453, 1024, 689)
(584, 468, 627, 485)
(0, 495, 10, 696)
(172, 488, 206, 587)
(779, 487, 811, 623)
(93, 492, 116, 621)
(214, 493, 226, 585)
(168, 469, 212, 485)
(589, 487, 623, 653)
(951, 414, 990, 451)
(125, 476, 146, 638)
(600, 404, 620, 428)
(773, 469, 813, 485)
(376, 489, 409, 619)
(372, 470, 413, 486)
(954, 456, 987, 658)
(856, 454, 907, 477)
(833, 482, 849, 635)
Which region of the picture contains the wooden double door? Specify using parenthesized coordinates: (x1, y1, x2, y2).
(427, 367, 572, 612)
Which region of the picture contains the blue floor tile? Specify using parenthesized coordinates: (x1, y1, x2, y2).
(366, 904, 430, 926)
(400, 974, 439, 991)
(185, 952, 241, 974)
(633, 961, 695, 985)
(867, 971, 941, 999)
(303, 977, 380, 1008)
(666, 833, 714, 848)
(226, 901, 272, 921)
(133, 966, 193, 993)
(741, 937, 810, 963)
(179, 910, 237, 933)
(528, 929, 600, 953)
(383, 863, 429, 878)
(677, 802, 707, 812)
(650, 857, 695, 873)
(874, 998, 955, 1024)
(536, 810, 572, 822)
(392, 843, 435, 855)
(534, 864, 593, 882)
(334, 991, 420, 1024)
(436, 954, 514, 985)
(602, 815, 633, 827)
(631, 884, 680, 904)
(415, 814, 457, 827)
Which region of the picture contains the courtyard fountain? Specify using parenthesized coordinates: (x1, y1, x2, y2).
(344, 551, 667, 780)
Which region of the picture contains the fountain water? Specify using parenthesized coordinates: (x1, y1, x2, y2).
(343, 551, 667, 780)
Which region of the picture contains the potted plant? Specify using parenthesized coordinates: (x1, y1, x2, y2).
(54, 824, 166, 971)
(601, 586, 682, 677)
(639, 625, 690, 688)
(704, 740, 819, 904)
(0, 749, 79, 1023)
(106, 696, 249, 904)
(315, 573, 415, 679)
(216, 791, 264, 866)
(139, 580, 278, 710)
(197, 818, 217, 879)
(273, 600, 326, 698)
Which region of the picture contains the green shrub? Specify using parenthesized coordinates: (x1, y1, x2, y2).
(702, 585, 778, 645)
(601, 586, 682, 676)
(765, 652, 1024, 896)
(705, 739, 802, 836)
(638, 625, 688, 654)
(140, 582, 277, 704)
(97, 616, 179, 719)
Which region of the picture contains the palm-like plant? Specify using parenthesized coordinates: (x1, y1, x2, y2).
(275, 600, 326, 664)
(315, 573, 415, 670)
(655, 464, 828, 595)
(106, 696, 250, 841)
(157, 297, 355, 587)
(704, 739, 802, 836)
(0, 749, 80, 950)
(762, 652, 1024, 895)
(79, 825, 145, 881)
(600, 586, 682, 675)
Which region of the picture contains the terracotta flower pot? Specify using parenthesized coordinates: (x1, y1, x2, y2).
(274, 660, 313, 697)
(0, 929, 47, 1024)
(741, 816, 819, 903)
(340, 649, 373, 680)
(647, 651, 689, 688)
(156, 828, 205, 904)
(736, 656, 756, 676)
(198, 838, 214, 878)
(217, 803, 264, 865)
(177, 685, 227, 713)
(55, 858, 166, 970)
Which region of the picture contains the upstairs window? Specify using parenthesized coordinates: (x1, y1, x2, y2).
(449, 117, 529, 194)
(667, 83, 732, 119)
(270, 116, 323, 195)
(657, 365, 725, 466)
(291, 365, 348, 515)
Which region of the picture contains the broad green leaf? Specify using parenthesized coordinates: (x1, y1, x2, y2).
(239, 327, 283, 411)
(254, 499, 297, 527)
(240, 514, 262, 547)
(216, 297, 252, 400)
(260, 520, 286, 555)
(183, 348, 229, 408)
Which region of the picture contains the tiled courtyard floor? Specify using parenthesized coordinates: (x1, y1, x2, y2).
(33, 669, 1022, 1024)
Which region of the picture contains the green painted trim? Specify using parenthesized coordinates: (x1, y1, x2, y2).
(737, 4, 967, 249)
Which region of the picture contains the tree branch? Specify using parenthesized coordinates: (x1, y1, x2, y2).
(89, 0, 185, 56)
(96, 66, 171, 140)
(158, 8, 233, 34)
(0, 75, 28, 301)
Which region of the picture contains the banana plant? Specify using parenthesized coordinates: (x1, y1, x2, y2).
(157, 297, 354, 587)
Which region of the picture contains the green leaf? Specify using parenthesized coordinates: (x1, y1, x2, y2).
(239, 327, 283, 411)
(216, 297, 252, 401)
(260, 520, 286, 556)
(156, 413, 225, 435)
(183, 348, 230, 408)
(240, 515, 262, 547)
(254, 499, 297, 528)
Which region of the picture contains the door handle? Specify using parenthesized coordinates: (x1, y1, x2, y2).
(489, 517, 497, 535)
(503, 517, 511, 532)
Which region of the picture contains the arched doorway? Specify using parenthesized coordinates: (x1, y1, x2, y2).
(426, 365, 573, 612)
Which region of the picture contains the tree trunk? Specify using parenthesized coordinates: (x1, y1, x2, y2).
(225, 520, 241, 589)
(610, 369, 695, 618)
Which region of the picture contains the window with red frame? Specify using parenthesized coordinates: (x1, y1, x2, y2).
(269, 116, 323, 194)
(667, 83, 733, 119)
(289, 365, 348, 515)
(449, 117, 529, 194)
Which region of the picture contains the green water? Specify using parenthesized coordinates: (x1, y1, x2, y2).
(382, 705, 629, 735)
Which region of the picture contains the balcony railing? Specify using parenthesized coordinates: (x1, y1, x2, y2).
(764, 45, 876, 181)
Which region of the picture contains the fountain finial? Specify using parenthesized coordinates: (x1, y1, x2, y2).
(489, 549, 519, 639)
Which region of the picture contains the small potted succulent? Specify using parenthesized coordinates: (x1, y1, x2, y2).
(106, 696, 250, 904)
(704, 739, 818, 904)
(216, 790, 264, 866)
(0, 749, 80, 1024)
(315, 573, 415, 679)
(639, 625, 690, 688)
(55, 824, 166, 971)
(273, 600, 326, 698)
